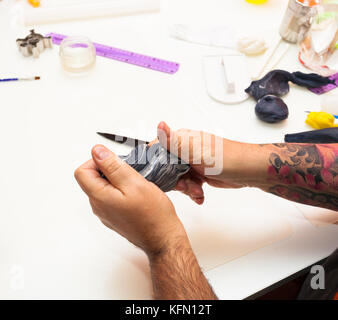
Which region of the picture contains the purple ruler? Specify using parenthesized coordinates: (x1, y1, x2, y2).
(309, 72, 338, 95)
(46, 32, 179, 74)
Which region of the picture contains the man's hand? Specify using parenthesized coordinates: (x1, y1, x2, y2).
(157, 122, 251, 205)
(74, 144, 187, 258)
(75, 144, 218, 299)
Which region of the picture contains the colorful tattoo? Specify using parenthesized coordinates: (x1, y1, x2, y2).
(269, 185, 338, 210)
(266, 143, 338, 210)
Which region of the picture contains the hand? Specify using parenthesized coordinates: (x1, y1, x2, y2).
(157, 122, 249, 204)
(74, 145, 188, 258)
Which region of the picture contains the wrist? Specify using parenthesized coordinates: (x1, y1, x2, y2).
(220, 140, 268, 187)
(147, 232, 191, 265)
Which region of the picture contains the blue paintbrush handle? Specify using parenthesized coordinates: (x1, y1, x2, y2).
(0, 78, 19, 82)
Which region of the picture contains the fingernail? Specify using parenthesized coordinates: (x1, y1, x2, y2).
(93, 146, 110, 160)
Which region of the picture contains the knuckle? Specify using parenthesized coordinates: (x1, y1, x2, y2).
(89, 198, 106, 217)
(90, 184, 109, 202)
(74, 167, 82, 181)
(89, 199, 99, 214)
(105, 159, 122, 176)
(132, 178, 148, 191)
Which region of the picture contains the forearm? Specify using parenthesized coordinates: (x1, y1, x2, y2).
(148, 236, 217, 300)
(223, 141, 338, 210)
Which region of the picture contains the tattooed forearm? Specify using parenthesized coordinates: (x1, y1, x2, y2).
(269, 185, 338, 211)
(261, 143, 338, 210)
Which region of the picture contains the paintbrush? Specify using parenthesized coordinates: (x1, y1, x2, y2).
(0, 76, 40, 82)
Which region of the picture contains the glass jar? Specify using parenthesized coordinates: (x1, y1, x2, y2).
(279, 0, 320, 43)
(59, 36, 96, 73)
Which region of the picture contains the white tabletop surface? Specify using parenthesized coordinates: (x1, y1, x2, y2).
(0, 0, 337, 299)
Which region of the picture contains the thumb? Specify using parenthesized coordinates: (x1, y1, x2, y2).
(157, 121, 171, 151)
(157, 122, 221, 169)
(91, 144, 136, 190)
(157, 121, 194, 164)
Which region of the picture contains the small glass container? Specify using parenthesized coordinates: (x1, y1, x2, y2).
(59, 36, 96, 73)
(279, 0, 320, 43)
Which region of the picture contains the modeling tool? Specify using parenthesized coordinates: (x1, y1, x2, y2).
(97, 132, 149, 147)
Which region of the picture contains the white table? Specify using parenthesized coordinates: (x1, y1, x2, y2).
(0, 0, 337, 299)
